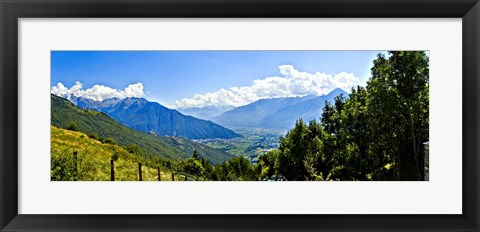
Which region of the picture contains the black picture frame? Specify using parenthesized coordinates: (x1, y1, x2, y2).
(1, 0, 479, 231)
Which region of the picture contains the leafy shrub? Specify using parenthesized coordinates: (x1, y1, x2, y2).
(88, 133, 99, 140)
(112, 152, 119, 161)
(66, 121, 80, 132)
(103, 138, 117, 145)
(126, 144, 145, 157)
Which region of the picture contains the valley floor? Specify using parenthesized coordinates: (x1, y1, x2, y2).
(194, 127, 286, 163)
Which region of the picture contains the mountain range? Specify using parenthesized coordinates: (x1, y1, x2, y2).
(60, 87, 347, 137)
(177, 105, 234, 121)
(51, 94, 236, 164)
(213, 88, 348, 129)
(68, 96, 241, 140)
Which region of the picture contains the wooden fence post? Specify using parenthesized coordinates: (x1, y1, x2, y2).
(157, 167, 161, 181)
(138, 163, 142, 181)
(73, 151, 78, 181)
(171, 172, 175, 181)
(110, 159, 115, 181)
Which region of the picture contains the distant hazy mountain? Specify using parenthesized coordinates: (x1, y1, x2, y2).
(213, 95, 317, 128)
(262, 88, 348, 129)
(213, 88, 348, 129)
(177, 105, 234, 121)
(68, 97, 241, 140)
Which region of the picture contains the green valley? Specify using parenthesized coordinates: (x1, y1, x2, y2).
(194, 127, 286, 163)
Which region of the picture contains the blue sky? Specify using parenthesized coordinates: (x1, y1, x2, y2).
(51, 51, 383, 108)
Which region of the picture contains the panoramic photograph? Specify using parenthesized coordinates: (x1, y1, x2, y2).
(50, 50, 429, 181)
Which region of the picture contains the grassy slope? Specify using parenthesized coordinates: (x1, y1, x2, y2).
(51, 94, 236, 164)
(51, 126, 174, 181)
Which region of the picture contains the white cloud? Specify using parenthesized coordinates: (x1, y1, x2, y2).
(175, 65, 362, 108)
(51, 81, 145, 101)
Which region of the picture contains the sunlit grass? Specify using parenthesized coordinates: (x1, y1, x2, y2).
(51, 126, 175, 181)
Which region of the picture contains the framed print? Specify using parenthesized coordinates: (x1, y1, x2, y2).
(1, 0, 479, 231)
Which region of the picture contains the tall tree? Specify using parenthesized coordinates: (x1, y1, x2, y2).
(367, 51, 429, 180)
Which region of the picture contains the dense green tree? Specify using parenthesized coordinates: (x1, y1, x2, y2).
(202, 157, 214, 179)
(126, 143, 145, 158)
(274, 119, 330, 180)
(257, 149, 279, 180)
(192, 149, 201, 160)
(366, 51, 429, 180)
(206, 156, 256, 181)
(184, 158, 204, 179)
(276, 119, 309, 180)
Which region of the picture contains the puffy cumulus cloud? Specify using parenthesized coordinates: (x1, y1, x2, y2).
(175, 65, 362, 108)
(51, 81, 145, 101)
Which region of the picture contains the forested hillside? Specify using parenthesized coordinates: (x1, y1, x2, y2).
(51, 94, 236, 164)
